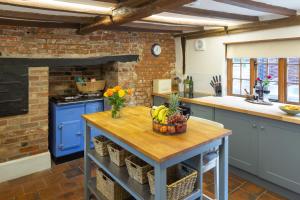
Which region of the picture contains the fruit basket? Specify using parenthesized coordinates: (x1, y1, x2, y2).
(151, 94, 189, 135)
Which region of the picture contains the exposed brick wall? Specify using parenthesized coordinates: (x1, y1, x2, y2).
(0, 67, 48, 162)
(0, 26, 175, 162)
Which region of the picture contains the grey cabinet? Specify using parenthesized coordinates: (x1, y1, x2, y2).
(258, 119, 300, 193)
(215, 109, 259, 175)
(215, 108, 300, 193)
(190, 104, 214, 120)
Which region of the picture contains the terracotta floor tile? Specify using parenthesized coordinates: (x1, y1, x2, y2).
(63, 167, 83, 179)
(0, 157, 290, 200)
(23, 179, 47, 194)
(43, 173, 68, 185)
(229, 188, 257, 200)
(241, 182, 266, 197)
(38, 185, 62, 199)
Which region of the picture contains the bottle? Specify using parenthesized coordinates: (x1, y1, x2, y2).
(184, 76, 190, 97)
(189, 76, 194, 98)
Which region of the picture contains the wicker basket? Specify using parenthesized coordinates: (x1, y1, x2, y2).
(125, 155, 153, 184)
(93, 136, 111, 157)
(107, 143, 130, 167)
(76, 80, 106, 93)
(96, 168, 130, 200)
(147, 164, 197, 200)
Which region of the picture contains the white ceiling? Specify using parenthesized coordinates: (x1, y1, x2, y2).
(0, 0, 299, 27)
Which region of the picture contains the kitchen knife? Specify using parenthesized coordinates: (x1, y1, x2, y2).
(210, 82, 214, 88)
(213, 76, 217, 84)
(216, 75, 218, 83)
(219, 75, 221, 84)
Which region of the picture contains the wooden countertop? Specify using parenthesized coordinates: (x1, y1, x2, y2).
(83, 106, 231, 163)
(153, 93, 300, 125)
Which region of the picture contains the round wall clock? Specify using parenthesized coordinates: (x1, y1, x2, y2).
(151, 43, 161, 57)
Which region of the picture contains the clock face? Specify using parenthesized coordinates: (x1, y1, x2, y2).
(151, 44, 161, 57)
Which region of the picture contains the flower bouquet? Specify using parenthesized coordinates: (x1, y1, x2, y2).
(104, 86, 132, 118)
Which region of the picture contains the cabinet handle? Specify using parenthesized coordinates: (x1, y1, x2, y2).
(58, 124, 63, 129)
(252, 124, 257, 128)
(260, 126, 265, 130)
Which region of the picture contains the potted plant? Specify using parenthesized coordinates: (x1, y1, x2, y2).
(104, 86, 132, 118)
(256, 75, 272, 100)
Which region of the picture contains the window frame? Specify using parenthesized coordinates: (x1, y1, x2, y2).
(285, 58, 300, 104)
(227, 58, 295, 104)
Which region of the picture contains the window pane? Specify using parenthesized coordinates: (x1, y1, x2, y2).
(268, 58, 278, 63)
(257, 58, 267, 63)
(241, 80, 250, 94)
(268, 64, 279, 81)
(233, 65, 240, 79)
(287, 65, 299, 84)
(268, 82, 278, 100)
(241, 64, 250, 79)
(287, 84, 299, 102)
(257, 64, 267, 80)
(241, 58, 250, 63)
(232, 79, 240, 95)
(233, 58, 240, 63)
(287, 58, 299, 64)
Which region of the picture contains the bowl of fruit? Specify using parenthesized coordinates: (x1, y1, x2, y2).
(151, 94, 189, 135)
(279, 105, 300, 116)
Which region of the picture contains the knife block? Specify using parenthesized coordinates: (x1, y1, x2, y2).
(214, 85, 222, 97)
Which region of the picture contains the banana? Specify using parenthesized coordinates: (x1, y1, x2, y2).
(158, 108, 168, 122)
(152, 105, 166, 119)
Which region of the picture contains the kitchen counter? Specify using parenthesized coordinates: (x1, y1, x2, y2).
(152, 93, 300, 125)
(83, 106, 231, 200)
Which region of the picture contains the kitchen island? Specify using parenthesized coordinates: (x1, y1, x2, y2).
(82, 106, 232, 200)
(153, 93, 300, 199)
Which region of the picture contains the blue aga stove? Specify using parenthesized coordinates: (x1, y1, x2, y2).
(49, 93, 104, 162)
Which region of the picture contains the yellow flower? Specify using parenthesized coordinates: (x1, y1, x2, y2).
(113, 85, 121, 92)
(118, 89, 125, 97)
(104, 92, 108, 97)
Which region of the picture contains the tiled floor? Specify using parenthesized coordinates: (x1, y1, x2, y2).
(0, 158, 287, 200)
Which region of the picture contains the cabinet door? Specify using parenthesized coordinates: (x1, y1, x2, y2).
(85, 101, 104, 147)
(258, 119, 300, 193)
(190, 104, 214, 120)
(215, 109, 259, 175)
(56, 104, 85, 156)
(153, 96, 166, 106)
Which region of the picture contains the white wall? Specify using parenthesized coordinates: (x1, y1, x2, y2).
(175, 25, 300, 94)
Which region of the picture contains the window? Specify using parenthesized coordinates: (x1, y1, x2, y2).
(231, 58, 251, 95)
(256, 58, 279, 101)
(227, 58, 299, 104)
(286, 58, 300, 103)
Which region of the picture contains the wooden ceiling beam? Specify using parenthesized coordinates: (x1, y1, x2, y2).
(123, 22, 203, 32)
(0, 10, 96, 24)
(0, 18, 80, 29)
(213, 0, 296, 16)
(0, 0, 112, 15)
(179, 15, 300, 39)
(167, 7, 259, 21)
(78, 0, 196, 34)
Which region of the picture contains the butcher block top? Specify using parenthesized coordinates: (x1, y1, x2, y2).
(83, 106, 231, 163)
(153, 93, 300, 125)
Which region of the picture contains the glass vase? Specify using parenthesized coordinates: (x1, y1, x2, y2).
(111, 105, 121, 119)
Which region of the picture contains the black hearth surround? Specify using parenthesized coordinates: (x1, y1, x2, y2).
(0, 55, 139, 67)
(0, 55, 139, 117)
(0, 65, 28, 117)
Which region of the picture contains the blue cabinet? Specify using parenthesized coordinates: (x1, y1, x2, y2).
(50, 100, 104, 158)
(85, 101, 104, 147)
